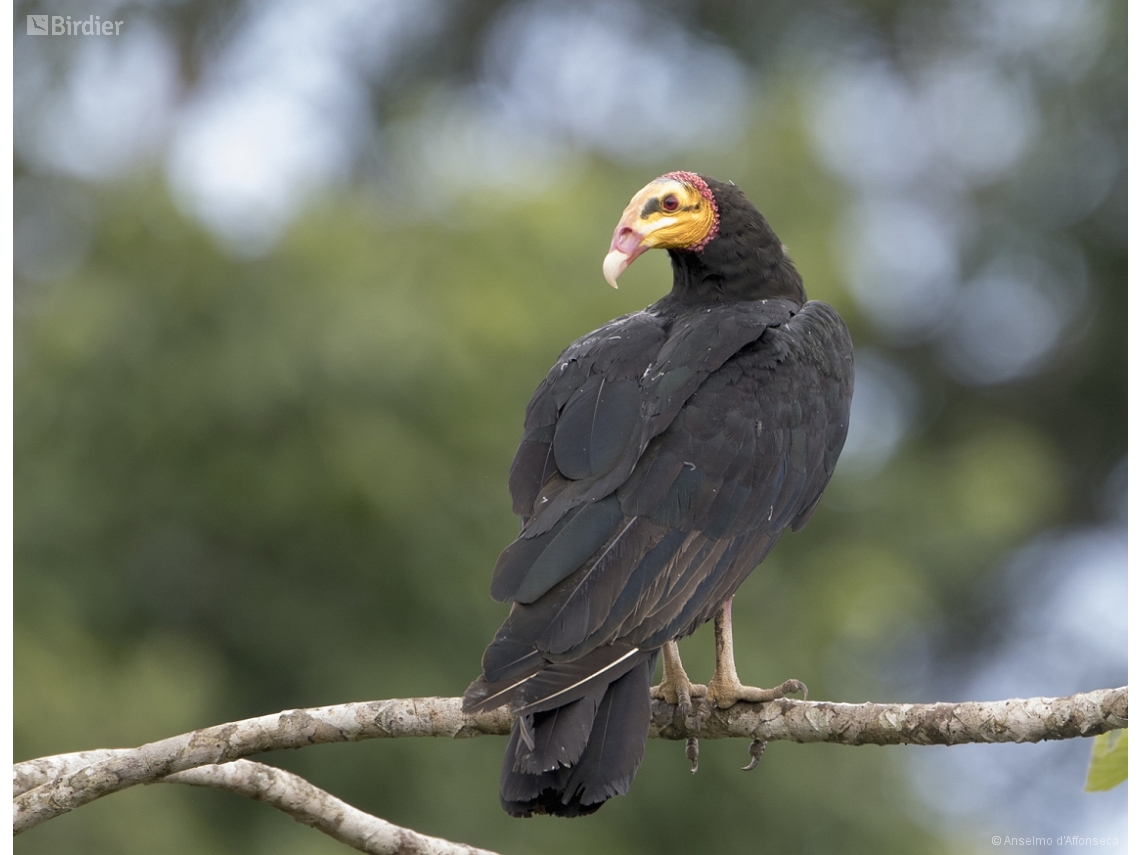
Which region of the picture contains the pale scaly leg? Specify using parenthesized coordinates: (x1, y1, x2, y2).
(651, 640, 707, 772)
(650, 640, 707, 717)
(706, 596, 807, 709)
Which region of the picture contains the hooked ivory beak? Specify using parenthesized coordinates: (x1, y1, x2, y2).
(602, 226, 648, 288)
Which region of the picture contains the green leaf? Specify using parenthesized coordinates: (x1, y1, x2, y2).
(1085, 729, 1127, 792)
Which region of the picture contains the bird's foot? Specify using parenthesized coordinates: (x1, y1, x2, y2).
(652, 641, 708, 772)
(651, 641, 706, 718)
(650, 674, 707, 719)
(685, 737, 700, 773)
(652, 674, 707, 772)
(706, 676, 807, 710)
(741, 738, 767, 771)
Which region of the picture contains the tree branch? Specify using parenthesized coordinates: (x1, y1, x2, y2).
(164, 759, 501, 855)
(14, 686, 1126, 835)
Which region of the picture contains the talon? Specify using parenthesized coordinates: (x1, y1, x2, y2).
(692, 692, 714, 728)
(685, 737, 700, 773)
(676, 683, 693, 718)
(741, 738, 766, 771)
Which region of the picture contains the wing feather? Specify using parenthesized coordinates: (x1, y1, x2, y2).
(465, 298, 854, 730)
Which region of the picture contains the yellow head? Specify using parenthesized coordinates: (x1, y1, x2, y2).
(602, 171, 720, 287)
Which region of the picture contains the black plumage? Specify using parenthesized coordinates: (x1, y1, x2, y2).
(463, 174, 854, 817)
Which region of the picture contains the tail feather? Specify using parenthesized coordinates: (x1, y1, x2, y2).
(500, 653, 657, 818)
(512, 643, 642, 716)
(514, 685, 605, 774)
(560, 655, 654, 806)
(500, 724, 566, 812)
(462, 659, 544, 715)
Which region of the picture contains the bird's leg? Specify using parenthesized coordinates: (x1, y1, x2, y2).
(651, 641, 707, 717)
(706, 596, 808, 709)
(651, 641, 707, 772)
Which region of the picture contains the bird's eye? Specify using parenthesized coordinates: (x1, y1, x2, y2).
(661, 194, 680, 213)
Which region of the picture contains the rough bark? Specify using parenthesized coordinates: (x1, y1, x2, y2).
(166, 760, 501, 855)
(14, 686, 1127, 836)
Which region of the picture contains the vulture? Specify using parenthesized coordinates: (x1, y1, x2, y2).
(463, 172, 854, 817)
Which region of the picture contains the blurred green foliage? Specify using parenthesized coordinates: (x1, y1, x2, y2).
(14, 77, 1123, 855)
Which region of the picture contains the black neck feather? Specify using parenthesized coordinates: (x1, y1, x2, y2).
(666, 178, 806, 306)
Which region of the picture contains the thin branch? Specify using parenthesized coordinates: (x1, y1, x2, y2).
(164, 760, 501, 855)
(14, 686, 1127, 834)
(14, 748, 132, 799)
